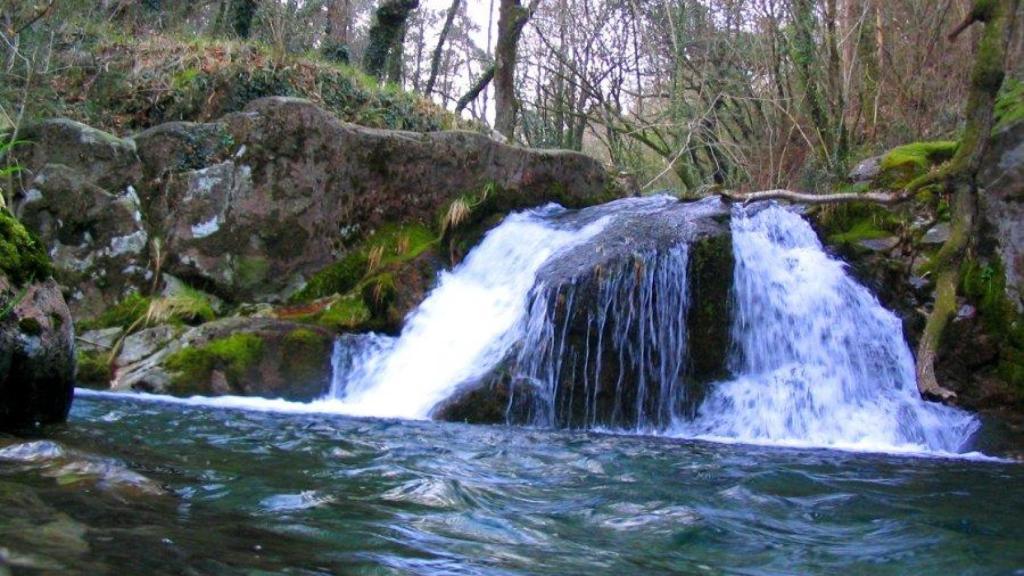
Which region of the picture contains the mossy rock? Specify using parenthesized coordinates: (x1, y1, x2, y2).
(164, 333, 263, 395)
(0, 211, 52, 288)
(876, 141, 958, 189)
(687, 233, 734, 392)
(291, 253, 369, 303)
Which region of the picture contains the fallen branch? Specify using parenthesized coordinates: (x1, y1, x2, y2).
(719, 187, 912, 206)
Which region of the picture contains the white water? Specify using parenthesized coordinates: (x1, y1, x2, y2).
(674, 205, 979, 453)
(327, 206, 608, 419)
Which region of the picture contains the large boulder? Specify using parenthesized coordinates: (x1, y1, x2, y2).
(433, 197, 734, 428)
(13, 120, 148, 318)
(149, 97, 613, 302)
(0, 214, 75, 430)
(12, 98, 614, 316)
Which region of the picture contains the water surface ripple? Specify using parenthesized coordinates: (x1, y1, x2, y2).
(1, 395, 1021, 575)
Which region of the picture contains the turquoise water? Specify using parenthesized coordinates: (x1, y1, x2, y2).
(1, 394, 1022, 575)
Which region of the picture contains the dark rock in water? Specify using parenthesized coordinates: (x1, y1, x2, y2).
(435, 197, 734, 429)
(110, 317, 334, 401)
(0, 276, 76, 430)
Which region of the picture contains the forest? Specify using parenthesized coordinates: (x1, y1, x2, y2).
(3, 0, 1020, 194)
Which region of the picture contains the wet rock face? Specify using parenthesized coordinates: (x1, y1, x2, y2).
(979, 119, 1024, 312)
(0, 276, 76, 430)
(12, 97, 612, 314)
(435, 197, 735, 429)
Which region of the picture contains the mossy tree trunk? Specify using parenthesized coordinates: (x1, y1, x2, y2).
(230, 0, 259, 39)
(493, 0, 539, 140)
(915, 0, 1019, 402)
(363, 0, 420, 83)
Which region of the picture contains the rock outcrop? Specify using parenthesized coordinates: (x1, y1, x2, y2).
(13, 97, 613, 315)
(980, 118, 1024, 312)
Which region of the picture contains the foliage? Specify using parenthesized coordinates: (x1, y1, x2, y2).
(76, 350, 113, 389)
(0, 210, 52, 287)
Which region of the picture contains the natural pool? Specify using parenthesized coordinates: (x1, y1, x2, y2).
(1, 393, 1021, 575)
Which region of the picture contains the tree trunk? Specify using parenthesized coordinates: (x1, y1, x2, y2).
(493, 0, 539, 140)
(364, 0, 420, 82)
(915, 0, 1019, 402)
(425, 0, 461, 96)
(230, 0, 259, 39)
(326, 0, 351, 45)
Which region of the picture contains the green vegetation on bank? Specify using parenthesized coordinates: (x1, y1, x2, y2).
(4, 24, 463, 136)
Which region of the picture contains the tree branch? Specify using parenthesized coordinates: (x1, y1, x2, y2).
(720, 187, 913, 205)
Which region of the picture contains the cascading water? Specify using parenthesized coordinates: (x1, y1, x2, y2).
(327, 197, 979, 454)
(328, 205, 609, 419)
(509, 246, 692, 432)
(674, 204, 979, 453)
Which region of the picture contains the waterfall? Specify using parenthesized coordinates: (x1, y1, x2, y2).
(510, 246, 691, 431)
(327, 205, 609, 419)
(674, 204, 978, 453)
(326, 197, 979, 454)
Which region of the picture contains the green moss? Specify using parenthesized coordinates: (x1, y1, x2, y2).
(164, 333, 263, 394)
(77, 292, 151, 331)
(877, 141, 959, 189)
(291, 252, 369, 303)
(994, 77, 1024, 131)
(76, 350, 112, 389)
(961, 259, 1024, 390)
(17, 317, 42, 336)
(0, 211, 52, 287)
(828, 220, 891, 245)
(817, 203, 903, 246)
(292, 224, 437, 305)
(362, 273, 396, 319)
(282, 328, 328, 383)
(316, 296, 371, 330)
(234, 256, 270, 290)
